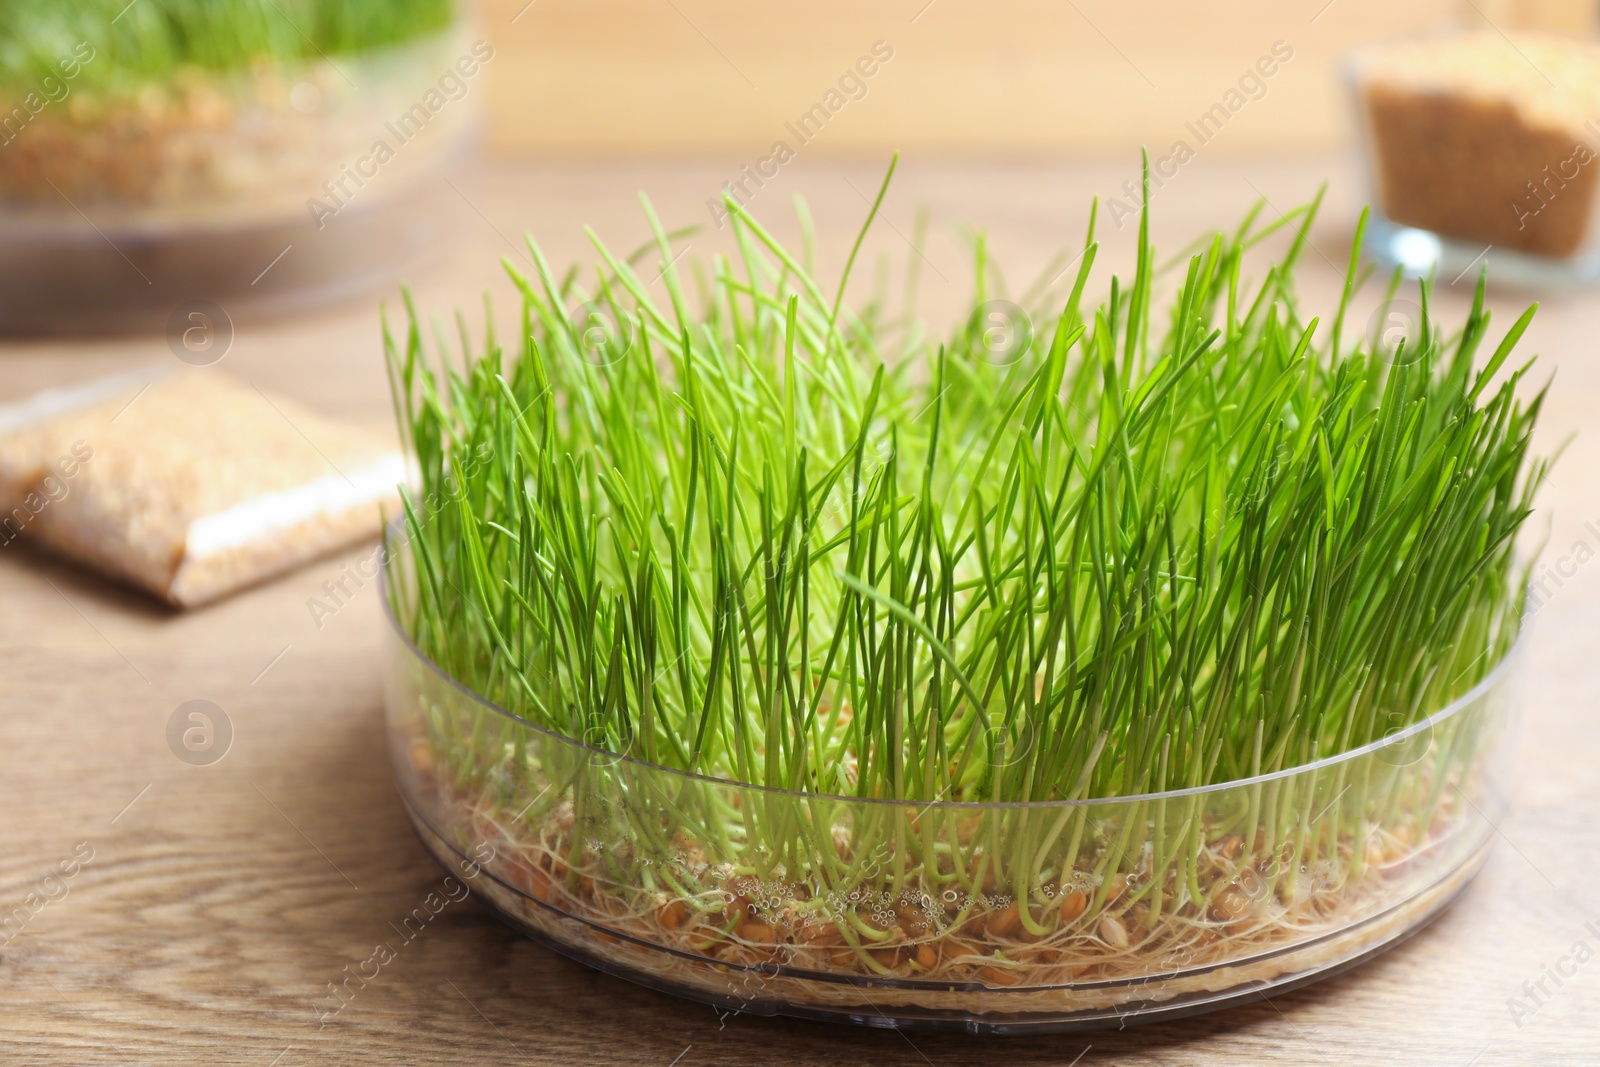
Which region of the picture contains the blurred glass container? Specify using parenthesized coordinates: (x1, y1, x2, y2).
(1348, 29, 1600, 288)
(0, 21, 483, 334)
(382, 533, 1527, 1033)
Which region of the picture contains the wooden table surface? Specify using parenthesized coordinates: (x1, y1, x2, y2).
(3, 157, 1598, 1066)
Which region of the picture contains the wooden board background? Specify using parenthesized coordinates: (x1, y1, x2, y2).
(470, 0, 1595, 156)
(1, 156, 1599, 1064)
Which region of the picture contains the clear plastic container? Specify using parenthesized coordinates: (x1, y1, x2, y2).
(380, 546, 1524, 1033)
(0, 22, 482, 333)
(1347, 30, 1600, 289)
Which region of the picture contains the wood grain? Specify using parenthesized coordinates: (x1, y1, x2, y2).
(2, 158, 1598, 1065)
(474, 0, 1466, 156)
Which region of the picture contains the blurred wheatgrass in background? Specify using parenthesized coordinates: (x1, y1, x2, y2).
(0, 0, 456, 95)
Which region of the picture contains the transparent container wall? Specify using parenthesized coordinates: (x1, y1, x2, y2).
(0, 24, 482, 333)
(1347, 45, 1600, 289)
(383, 602, 1521, 1033)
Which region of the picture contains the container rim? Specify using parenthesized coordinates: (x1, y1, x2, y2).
(378, 520, 1527, 810)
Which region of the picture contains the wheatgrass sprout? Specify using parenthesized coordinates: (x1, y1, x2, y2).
(382, 164, 1544, 994)
(388, 171, 1541, 803)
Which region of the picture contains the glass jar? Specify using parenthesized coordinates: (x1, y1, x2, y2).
(1348, 29, 1600, 289)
